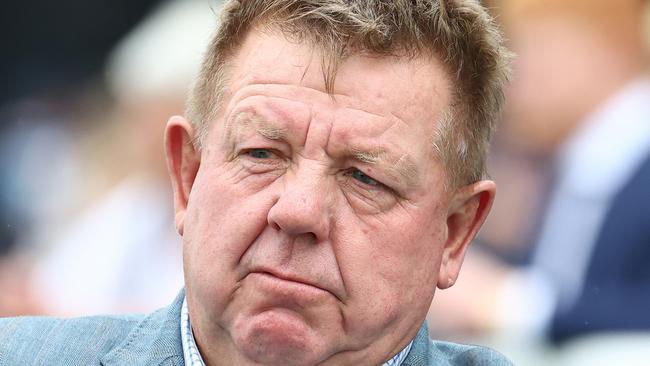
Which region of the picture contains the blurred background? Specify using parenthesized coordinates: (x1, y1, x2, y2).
(0, 0, 218, 316)
(1, 0, 649, 365)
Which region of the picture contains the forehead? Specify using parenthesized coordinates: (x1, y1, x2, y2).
(223, 29, 452, 129)
(214, 30, 452, 189)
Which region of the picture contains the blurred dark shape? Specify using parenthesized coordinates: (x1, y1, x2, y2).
(0, 0, 162, 104)
(551, 155, 650, 341)
(0, 211, 16, 256)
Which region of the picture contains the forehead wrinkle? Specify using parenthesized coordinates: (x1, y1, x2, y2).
(230, 82, 387, 118)
(232, 82, 347, 104)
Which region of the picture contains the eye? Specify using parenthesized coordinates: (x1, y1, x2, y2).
(341, 168, 398, 213)
(238, 148, 286, 176)
(351, 168, 380, 186)
(247, 149, 274, 159)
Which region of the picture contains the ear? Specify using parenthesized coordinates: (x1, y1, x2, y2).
(437, 180, 495, 290)
(165, 115, 201, 236)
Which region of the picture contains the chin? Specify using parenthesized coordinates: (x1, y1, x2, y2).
(232, 309, 329, 366)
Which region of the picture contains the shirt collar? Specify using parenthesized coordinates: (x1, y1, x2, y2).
(180, 297, 413, 366)
(181, 297, 207, 366)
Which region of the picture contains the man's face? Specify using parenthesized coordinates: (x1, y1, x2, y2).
(168, 30, 485, 366)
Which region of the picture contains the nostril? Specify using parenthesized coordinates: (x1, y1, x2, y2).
(270, 221, 281, 231)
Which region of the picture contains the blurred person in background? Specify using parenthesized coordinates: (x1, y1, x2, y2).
(27, 0, 217, 316)
(0, 0, 162, 316)
(428, 0, 650, 364)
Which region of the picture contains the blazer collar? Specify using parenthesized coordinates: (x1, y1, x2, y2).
(101, 290, 185, 366)
(402, 323, 431, 366)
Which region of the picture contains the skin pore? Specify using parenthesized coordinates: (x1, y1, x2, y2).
(165, 28, 495, 366)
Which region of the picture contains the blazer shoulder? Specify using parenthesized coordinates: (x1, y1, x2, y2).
(404, 323, 514, 366)
(427, 340, 514, 366)
(0, 314, 143, 366)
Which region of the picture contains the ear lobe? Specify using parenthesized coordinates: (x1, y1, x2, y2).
(165, 115, 201, 236)
(437, 180, 496, 290)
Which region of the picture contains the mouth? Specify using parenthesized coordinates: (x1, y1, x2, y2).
(247, 268, 341, 302)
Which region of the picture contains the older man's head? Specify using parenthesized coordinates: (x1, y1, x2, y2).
(164, 1, 510, 365)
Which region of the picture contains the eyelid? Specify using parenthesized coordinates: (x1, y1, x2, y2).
(237, 133, 292, 155)
(241, 148, 282, 160)
(352, 168, 380, 186)
(237, 148, 287, 176)
(348, 168, 388, 190)
(350, 166, 410, 200)
(340, 169, 399, 214)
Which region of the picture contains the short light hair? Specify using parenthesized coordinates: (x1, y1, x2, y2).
(187, 0, 511, 188)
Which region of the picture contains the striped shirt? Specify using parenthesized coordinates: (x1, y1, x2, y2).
(180, 297, 413, 366)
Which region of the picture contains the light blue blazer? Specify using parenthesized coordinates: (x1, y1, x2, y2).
(0, 290, 512, 365)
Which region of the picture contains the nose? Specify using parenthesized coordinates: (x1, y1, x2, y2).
(267, 164, 331, 241)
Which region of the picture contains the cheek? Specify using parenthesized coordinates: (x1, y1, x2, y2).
(182, 164, 279, 305)
(185, 162, 277, 249)
(362, 206, 446, 283)
(333, 207, 445, 335)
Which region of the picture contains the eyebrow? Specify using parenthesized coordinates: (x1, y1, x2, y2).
(224, 110, 289, 146)
(258, 124, 287, 140)
(348, 147, 420, 188)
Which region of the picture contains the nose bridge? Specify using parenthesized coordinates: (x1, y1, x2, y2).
(267, 160, 331, 240)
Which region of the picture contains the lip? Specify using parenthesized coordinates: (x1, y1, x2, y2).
(249, 267, 342, 301)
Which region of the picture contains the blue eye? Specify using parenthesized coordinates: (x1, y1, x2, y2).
(248, 149, 272, 159)
(352, 169, 380, 186)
